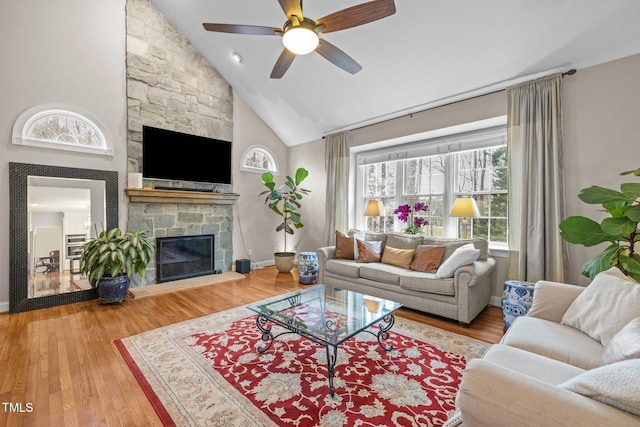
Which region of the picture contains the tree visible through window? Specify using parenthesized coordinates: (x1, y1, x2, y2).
(241, 146, 278, 173)
(13, 106, 111, 155)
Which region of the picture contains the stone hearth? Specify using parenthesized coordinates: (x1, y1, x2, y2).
(126, 189, 239, 286)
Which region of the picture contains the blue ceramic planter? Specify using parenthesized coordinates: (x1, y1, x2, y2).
(97, 275, 131, 305)
(298, 252, 319, 285)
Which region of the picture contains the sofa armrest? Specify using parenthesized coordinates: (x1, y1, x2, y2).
(457, 359, 640, 427)
(454, 258, 496, 286)
(526, 281, 585, 323)
(317, 246, 336, 284)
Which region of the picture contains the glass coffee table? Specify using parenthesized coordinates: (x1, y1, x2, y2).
(247, 284, 403, 396)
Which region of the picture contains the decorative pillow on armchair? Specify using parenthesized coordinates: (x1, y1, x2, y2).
(561, 267, 640, 346)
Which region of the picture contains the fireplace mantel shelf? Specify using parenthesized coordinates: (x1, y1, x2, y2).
(125, 188, 240, 205)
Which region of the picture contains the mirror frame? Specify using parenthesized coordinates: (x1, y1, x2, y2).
(9, 162, 118, 313)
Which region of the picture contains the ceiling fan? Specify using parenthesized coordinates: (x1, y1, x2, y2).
(203, 0, 396, 78)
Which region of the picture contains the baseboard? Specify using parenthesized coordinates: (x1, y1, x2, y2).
(0, 301, 9, 313)
(251, 260, 275, 269)
(489, 295, 502, 307)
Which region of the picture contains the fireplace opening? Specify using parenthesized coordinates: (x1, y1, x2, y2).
(156, 234, 214, 283)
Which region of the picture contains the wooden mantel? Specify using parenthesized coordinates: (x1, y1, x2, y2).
(125, 188, 240, 205)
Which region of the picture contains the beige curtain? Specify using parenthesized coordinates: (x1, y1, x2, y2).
(324, 131, 350, 246)
(507, 73, 567, 282)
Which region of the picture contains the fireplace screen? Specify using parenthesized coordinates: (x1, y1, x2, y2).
(156, 234, 214, 283)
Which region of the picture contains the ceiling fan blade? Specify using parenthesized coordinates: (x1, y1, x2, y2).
(277, 0, 303, 19)
(202, 23, 280, 36)
(270, 49, 296, 79)
(316, 0, 396, 34)
(315, 39, 362, 74)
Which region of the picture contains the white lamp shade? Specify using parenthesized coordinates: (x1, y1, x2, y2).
(449, 197, 480, 218)
(364, 200, 385, 216)
(282, 26, 319, 55)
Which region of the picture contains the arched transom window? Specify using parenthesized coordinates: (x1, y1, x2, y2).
(240, 145, 279, 174)
(13, 105, 112, 155)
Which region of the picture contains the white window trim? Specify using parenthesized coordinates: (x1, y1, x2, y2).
(12, 104, 113, 156)
(239, 145, 279, 175)
(355, 123, 507, 244)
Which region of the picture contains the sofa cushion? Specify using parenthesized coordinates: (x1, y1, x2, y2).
(359, 263, 406, 285)
(436, 244, 480, 278)
(381, 246, 415, 269)
(399, 272, 455, 296)
(560, 358, 640, 417)
(561, 267, 640, 346)
(335, 230, 355, 260)
(356, 239, 383, 263)
(385, 232, 423, 250)
(482, 344, 585, 385)
(501, 316, 604, 370)
(410, 245, 446, 273)
(422, 237, 489, 261)
(325, 259, 360, 279)
(601, 316, 640, 365)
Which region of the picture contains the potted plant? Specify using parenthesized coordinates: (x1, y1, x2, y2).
(259, 167, 310, 273)
(559, 167, 640, 281)
(80, 228, 154, 304)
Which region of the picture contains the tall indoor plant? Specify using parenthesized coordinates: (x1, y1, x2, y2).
(259, 167, 310, 273)
(80, 228, 154, 304)
(559, 167, 640, 281)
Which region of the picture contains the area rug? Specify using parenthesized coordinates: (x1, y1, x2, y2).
(116, 305, 490, 426)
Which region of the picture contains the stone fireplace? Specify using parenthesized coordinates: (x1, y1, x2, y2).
(126, 189, 239, 286)
(156, 234, 214, 283)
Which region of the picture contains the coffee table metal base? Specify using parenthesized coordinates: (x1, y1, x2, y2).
(255, 313, 396, 397)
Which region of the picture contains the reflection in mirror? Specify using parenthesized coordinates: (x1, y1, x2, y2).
(9, 163, 118, 313)
(27, 176, 106, 298)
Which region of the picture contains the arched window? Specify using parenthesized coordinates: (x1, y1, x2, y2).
(240, 145, 279, 174)
(13, 105, 113, 155)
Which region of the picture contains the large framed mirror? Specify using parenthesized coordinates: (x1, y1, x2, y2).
(9, 162, 118, 313)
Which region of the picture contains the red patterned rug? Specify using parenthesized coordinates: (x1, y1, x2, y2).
(116, 306, 490, 426)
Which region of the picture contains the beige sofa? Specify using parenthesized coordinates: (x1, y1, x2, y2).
(446, 268, 640, 426)
(317, 232, 496, 326)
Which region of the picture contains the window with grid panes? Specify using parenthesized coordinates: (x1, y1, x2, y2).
(357, 124, 507, 245)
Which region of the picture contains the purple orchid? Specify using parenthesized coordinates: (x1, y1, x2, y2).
(393, 202, 429, 234)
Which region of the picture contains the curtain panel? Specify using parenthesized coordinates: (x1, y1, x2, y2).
(324, 131, 350, 246)
(507, 73, 567, 282)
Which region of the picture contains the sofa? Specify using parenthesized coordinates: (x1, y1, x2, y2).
(445, 267, 640, 426)
(317, 231, 496, 325)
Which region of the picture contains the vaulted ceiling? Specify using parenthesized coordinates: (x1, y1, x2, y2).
(151, 0, 640, 146)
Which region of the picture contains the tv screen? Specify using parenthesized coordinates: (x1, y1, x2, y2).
(142, 126, 232, 184)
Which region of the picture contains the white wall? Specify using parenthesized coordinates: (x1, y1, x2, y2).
(232, 93, 290, 266)
(0, 1, 128, 309)
(563, 53, 640, 285)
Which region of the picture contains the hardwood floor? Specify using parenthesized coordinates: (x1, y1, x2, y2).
(0, 267, 505, 426)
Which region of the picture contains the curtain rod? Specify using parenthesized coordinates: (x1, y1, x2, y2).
(324, 68, 577, 137)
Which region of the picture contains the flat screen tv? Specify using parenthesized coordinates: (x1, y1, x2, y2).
(142, 126, 232, 185)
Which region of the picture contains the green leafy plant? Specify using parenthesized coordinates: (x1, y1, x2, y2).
(259, 167, 310, 253)
(559, 167, 640, 281)
(80, 228, 154, 283)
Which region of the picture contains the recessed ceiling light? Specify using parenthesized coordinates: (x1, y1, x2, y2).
(231, 52, 243, 63)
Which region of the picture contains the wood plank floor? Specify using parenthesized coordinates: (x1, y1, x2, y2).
(0, 267, 505, 426)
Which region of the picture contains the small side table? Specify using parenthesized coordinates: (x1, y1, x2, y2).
(502, 280, 535, 330)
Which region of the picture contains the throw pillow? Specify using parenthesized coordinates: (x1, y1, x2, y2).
(601, 316, 640, 365)
(435, 243, 480, 278)
(560, 358, 640, 416)
(561, 267, 640, 346)
(356, 239, 383, 263)
(410, 245, 446, 273)
(335, 230, 355, 260)
(381, 246, 416, 269)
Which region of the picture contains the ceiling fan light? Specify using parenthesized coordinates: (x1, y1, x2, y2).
(282, 26, 319, 55)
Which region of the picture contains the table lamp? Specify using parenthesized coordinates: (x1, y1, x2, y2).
(449, 197, 480, 238)
(364, 200, 385, 232)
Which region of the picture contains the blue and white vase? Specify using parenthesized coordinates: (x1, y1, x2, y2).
(502, 280, 536, 329)
(298, 252, 319, 285)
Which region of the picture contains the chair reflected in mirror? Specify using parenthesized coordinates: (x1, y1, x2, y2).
(35, 250, 60, 274)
